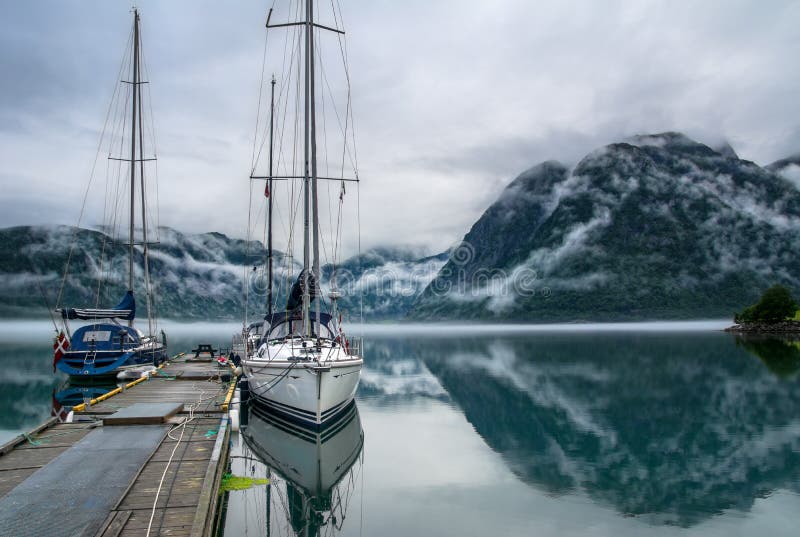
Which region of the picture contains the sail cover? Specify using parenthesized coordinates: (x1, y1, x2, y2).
(286, 269, 319, 312)
(60, 290, 136, 321)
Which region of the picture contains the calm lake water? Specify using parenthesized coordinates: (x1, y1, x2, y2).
(2, 321, 800, 535)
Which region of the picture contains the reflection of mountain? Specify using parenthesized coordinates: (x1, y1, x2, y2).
(0, 343, 62, 430)
(367, 334, 800, 527)
(736, 335, 800, 378)
(242, 401, 364, 537)
(356, 339, 448, 404)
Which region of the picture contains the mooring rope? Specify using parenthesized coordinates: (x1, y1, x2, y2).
(145, 384, 227, 536)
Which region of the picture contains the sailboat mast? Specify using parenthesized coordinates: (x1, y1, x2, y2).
(128, 9, 140, 328)
(267, 75, 275, 318)
(309, 0, 322, 338)
(301, 0, 312, 337)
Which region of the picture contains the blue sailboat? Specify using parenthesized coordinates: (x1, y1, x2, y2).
(56, 291, 166, 376)
(53, 9, 167, 377)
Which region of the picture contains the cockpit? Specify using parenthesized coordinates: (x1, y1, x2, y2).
(262, 312, 336, 342)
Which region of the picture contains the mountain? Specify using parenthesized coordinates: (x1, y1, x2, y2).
(410, 132, 800, 321)
(322, 247, 448, 319)
(767, 154, 800, 173)
(767, 154, 800, 191)
(0, 225, 444, 320)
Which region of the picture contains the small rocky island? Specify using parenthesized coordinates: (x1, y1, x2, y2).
(725, 285, 800, 333)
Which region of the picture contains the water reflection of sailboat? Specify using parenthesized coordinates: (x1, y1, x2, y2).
(242, 400, 364, 536)
(51, 381, 119, 422)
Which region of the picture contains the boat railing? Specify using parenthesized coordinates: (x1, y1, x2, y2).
(349, 337, 364, 359)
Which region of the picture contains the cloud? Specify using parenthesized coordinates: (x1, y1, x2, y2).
(2, 0, 800, 258)
(776, 164, 800, 190)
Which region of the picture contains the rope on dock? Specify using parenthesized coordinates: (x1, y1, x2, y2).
(23, 421, 102, 446)
(22, 434, 41, 447)
(145, 385, 227, 537)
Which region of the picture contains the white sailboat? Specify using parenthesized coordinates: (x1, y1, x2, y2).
(241, 0, 363, 428)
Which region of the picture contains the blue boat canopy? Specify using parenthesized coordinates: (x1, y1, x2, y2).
(60, 290, 136, 321)
(264, 311, 333, 327)
(262, 311, 335, 340)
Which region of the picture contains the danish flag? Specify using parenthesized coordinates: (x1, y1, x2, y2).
(51, 391, 69, 423)
(53, 331, 69, 372)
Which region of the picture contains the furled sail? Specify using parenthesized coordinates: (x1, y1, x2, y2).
(286, 269, 319, 312)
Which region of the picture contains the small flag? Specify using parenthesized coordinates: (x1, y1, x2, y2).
(53, 331, 69, 372)
(264, 182, 270, 198)
(51, 391, 69, 422)
(339, 180, 346, 201)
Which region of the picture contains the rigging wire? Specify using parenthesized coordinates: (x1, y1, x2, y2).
(56, 24, 135, 310)
(245, 176, 254, 327)
(250, 9, 271, 174)
(249, 0, 361, 341)
(96, 31, 135, 312)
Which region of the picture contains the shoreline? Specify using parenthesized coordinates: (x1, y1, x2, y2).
(724, 320, 800, 333)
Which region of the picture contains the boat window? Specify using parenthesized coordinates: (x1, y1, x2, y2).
(82, 330, 111, 342)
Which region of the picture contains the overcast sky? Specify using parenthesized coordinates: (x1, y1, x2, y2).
(1, 0, 799, 256)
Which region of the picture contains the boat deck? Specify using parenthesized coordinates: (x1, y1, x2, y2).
(0, 357, 236, 537)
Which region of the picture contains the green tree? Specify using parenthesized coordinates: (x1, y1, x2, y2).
(735, 285, 797, 323)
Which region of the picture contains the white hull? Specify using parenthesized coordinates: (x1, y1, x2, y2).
(243, 342, 362, 426)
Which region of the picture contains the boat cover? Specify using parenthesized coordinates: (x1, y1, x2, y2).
(60, 290, 136, 321)
(265, 311, 333, 327)
(286, 269, 319, 311)
(67, 323, 140, 352)
(262, 311, 335, 340)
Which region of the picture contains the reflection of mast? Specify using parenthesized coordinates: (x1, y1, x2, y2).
(266, 467, 272, 537)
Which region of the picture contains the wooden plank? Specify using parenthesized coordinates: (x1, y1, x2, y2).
(191, 416, 229, 537)
(0, 467, 38, 499)
(121, 506, 196, 531)
(0, 417, 57, 456)
(149, 442, 214, 462)
(103, 403, 184, 426)
(16, 427, 94, 449)
(96, 510, 131, 537)
(0, 446, 70, 470)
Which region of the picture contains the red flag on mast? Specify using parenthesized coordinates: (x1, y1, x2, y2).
(264, 182, 270, 198)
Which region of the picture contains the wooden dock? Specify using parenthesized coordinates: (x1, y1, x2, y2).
(0, 356, 237, 537)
